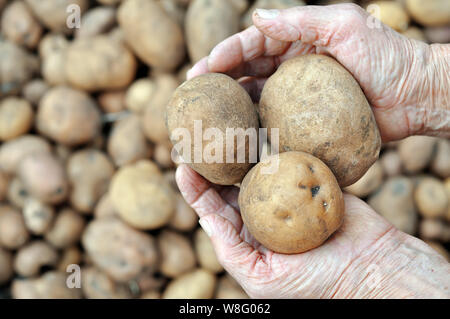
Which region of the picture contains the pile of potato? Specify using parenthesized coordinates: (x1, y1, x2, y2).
(0, 0, 448, 299)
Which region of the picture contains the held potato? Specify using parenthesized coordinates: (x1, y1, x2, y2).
(259, 55, 381, 187)
(0, 97, 34, 141)
(344, 161, 384, 198)
(37, 86, 101, 146)
(117, 0, 185, 71)
(414, 177, 448, 218)
(185, 0, 240, 63)
(239, 151, 345, 254)
(406, 0, 450, 27)
(163, 268, 217, 299)
(110, 161, 175, 230)
(166, 73, 260, 185)
(158, 230, 196, 278)
(82, 217, 158, 282)
(65, 36, 137, 91)
(368, 177, 418, 235)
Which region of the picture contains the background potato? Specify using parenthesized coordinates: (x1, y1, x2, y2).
(345, 161, 384, 198)
(167, 73, 260, 185)
(406, 0, 450, 27)
(75, 6, 116, 38)
(81, 267, 133, 299)
(194, 228, 223, 273)
(239, 151, 345, 254)
(0, 97, 34, 141)
(163, 268, 216, 299)
(45, 208, 86, 249)
(259, 54, 381, 187)
(158, 230, 196, 278)
(398, 136, 436, 173)
(13, 241, 59, 277)
(169, 194, 198, 232)
(23, 198, 55, 235)
(368, 1, 410, 32)
(242, 0, 305, 28)
(0, 205, 30, 249)
(0, 248, 13, 285)
(414, 177, 448, 218)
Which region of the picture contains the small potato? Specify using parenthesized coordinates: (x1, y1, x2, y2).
(1, 0, 43, 48)
(14, 241, 59, 277)
(110, 161, 175, 230)
(125, 79, 156, 114)
(158, 230, 196, 278)
(0, 205, 30, 249)
(194, 228, 223, 273)
(169, 194, 198, 232)
(38, 33, 68, 59)
(406, 0, 450, 27)
(82, 267, 133, 299)
(259, 55, 381, 187)
(368, 177, 418, 235)
(185, 0, 240, 62)
(65, 36, 137, 91)
(118, 0, 185, 71)
(45, 208, 86, 249)
(98, 90, 127, 114)
(22, 79, 50, 106)
(75, 6, 116, 38)
(57, 246, 83, 272)
(0, 170, 8, 201)
(25, 0, 89, 33)
(398, 136, 437, 173)
(0, 40, 38, 96)
(154, 143, 175, 169)
(216, 274, 248, 299)
(108, 114, 152, 167)
(0, 135, 52, 174)
(380, 150, 402, 177)
(12, 271, 82, 299)
(6, 177, 31, 208)
(0, 248, 13, 285)
(82, 217, 158, 282)
(167, 73, 260, 185)
(67, 149, 115, 213)
(0, 97, 34, 141)
(37, 86, 101, 146)
(163, 268, 216, 299)
(367, 1, 410, 32)
(18, 152, 69, 204)
(142, 74, 179, 143)
(94, 193, 118, 219)
(414, 177, 448, 218)
(242, 0, 305, 28)
(239, 152, 344, 254)
(344, 161, 384, 198)
(41, 49, 68, 86)
(430, 139, 450, 178)
(23, 198, 55, 235)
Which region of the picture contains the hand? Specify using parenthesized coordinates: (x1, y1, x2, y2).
(176, 164, 450, 298)
(187, 4, 449, 142)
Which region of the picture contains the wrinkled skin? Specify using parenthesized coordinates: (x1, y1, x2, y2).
(188, 4, 449, 142)
(178, 4, 450, 299)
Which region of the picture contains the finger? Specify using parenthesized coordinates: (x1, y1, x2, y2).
(187, 56, 209, 80)
(253, 4, 368, 49)
(217, 186, 240, 212)
(175, 164, 242, 231)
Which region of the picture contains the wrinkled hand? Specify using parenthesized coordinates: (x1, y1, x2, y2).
(188, 4, 449, 142)
(176, 165, 449, 298)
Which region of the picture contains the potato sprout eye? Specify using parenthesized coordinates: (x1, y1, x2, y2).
(311, 186, 320, 197)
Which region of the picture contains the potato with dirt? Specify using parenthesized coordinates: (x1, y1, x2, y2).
(13, 240, 59, 277)
(82, 217, 158, 282)
(67, 149, 115, 213)
(167, 73, 260, 185)
(110, 161, 175, 230)
(18, 152, 69, 204)
(259, 55, 381, 187)
(185, 0, 240, 62)
(0, 97, 34, 141)
(37, 86, 101, 146)
(45, 208, 86, 249)
(158, 230, 196, 278)
(65, 36, 137, 91)
(117, 0, 185, 71)
(163, 268, 217, 299)
(1, 0, 43, 49)
(239, 151, 345, 254)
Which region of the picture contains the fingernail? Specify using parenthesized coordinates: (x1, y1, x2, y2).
(199, 219, 213, 237)
(255, 8, 280, 20)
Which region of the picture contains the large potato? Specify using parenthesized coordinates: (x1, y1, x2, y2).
(163, 268, 216, 299)
(117, 0, 185, 71)
(65, 36, 137, 91)
(259, 55, 381, 187)
(82, 217, 158, 282)
(368, 177, 418, 235)
(110, 161, 175, 230)
(167, 73, 260, 185)
(406, 0, 450, 27)
(185, 0, 240, 62)
(158, 230, 196, 278)
(37, 86, 101, 146)
(239, 151, 345, 254)
(0, 97, 34, 141)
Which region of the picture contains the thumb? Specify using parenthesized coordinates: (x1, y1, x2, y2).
(252, 4, 369, 48)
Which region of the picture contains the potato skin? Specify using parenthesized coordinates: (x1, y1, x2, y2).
(239, 151, 345, 254)
(398, 136, 436, 173)
(185, 0, 240, 63)
(259, 55, 381, 187)
(158, 230, 196, 278)
(166, 73, 260, 185)
(118, 0, 185, 71)
(163, 268, 216, 299)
